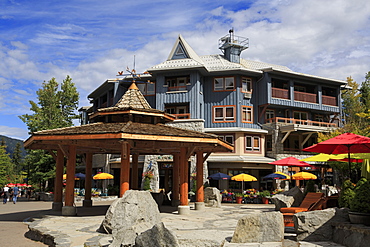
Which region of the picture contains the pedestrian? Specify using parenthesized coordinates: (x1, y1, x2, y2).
(13, 186, 19, 204)
(3, 185, 9, 204)
(27, 188, 31, 200)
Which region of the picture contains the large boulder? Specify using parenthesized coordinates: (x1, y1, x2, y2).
(231, 211, 284, 243)
(294, 207, 349, 241)
(99, 190, 161, 246)
(282, 186, 304, 207)
(271, 193, 295, 211)
(204, 187, 222, 208)
(135, 222, 179, 247)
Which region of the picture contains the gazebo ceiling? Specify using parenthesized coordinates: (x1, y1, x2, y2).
(24, 121, 233, 155)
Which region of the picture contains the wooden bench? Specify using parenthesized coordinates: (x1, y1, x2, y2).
(280, 192, 325, 227)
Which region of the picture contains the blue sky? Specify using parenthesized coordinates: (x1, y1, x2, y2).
(1, 0, 369, 140)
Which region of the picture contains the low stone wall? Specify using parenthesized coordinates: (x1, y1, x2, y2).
(333, 222, 370, 247)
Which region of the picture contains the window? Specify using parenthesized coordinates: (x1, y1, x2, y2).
(293, 111, 308, 120)
(165, 104, 190, 119)
(137, 82, 155, 95)
(165, 76, 190, 92)
(218, 134, 235, 145)
(294, 85, 306, 92)
(214, 77, 235, 91)
(242, 106, 253, 123)
(245, 135, 260, 152)
(213, 106, 235, 122)
(265, 109, 275, 121)
(241, 77, 252, 92)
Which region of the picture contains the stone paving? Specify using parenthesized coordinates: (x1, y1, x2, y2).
(25, 200, 345, 247)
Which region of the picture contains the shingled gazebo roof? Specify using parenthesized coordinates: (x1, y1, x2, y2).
(24, 83, 233, 155)
(89, 83, 174, 123)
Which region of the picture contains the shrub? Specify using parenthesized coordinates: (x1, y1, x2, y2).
(143, 177, 151, 191)
(259, 190, 271, 197)
(305, 180, 316, 194)
(350, 178, 370, 213)
(338, 179, 355, 208)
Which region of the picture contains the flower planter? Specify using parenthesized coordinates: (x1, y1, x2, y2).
(235, 196, 243, 204)
(261, 197, 269, 204)
(349, 211, 370, 226)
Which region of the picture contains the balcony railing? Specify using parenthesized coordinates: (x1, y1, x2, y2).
(172, 113, 190, 119)
(265, 117, 337, 127)
(322, 95, 337, 106)
(167, 85, 187, 92)
(294, 91, 317, 104)
(272, 87, 289, 99)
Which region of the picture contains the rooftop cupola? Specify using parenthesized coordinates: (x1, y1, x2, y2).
(218, 28, 249, 63)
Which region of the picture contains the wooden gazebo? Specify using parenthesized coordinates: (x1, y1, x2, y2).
(24, 83, 233, 215)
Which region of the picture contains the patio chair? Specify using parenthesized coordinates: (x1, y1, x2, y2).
(280, 192, 325, 227)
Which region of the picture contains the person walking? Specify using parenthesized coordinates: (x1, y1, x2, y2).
(3, 185, 9, 204)
(12, 186, 19, 204)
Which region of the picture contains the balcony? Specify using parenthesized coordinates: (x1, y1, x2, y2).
(265, 117, 337, 128)
(294, 91, 317, 104)
(272, 87, 289, 99)
(322, 95, 337, 106)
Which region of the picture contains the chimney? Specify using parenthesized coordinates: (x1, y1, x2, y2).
(218, 28, 249, 63)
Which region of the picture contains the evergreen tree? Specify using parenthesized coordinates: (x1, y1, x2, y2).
(0, 144, 15, 186)
(359, 72, 370, 111)
(12, 142, 23, 176)
(19, 76, 79, 190)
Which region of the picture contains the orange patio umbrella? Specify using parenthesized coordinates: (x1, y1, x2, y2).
(93, 173, 114, 180)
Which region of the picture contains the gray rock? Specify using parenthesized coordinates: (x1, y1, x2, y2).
(135, 222, 179, 247)
(333, 221, 370, 247)
(294, 207, 349, 241)
(271, 194, 295, 211)
(231, 211, 284, 243)
(204, 187, 222, 208)
(282, 186, 304, 207)
(99, 190, 161, 247)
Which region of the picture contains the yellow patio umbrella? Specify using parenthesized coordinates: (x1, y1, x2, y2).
(361, 159, 370, 179)
(291, 172, 317, 180)
(300, 153, 348, 162)
(93, 173, 114, 180)
(231, 173, 257, 191)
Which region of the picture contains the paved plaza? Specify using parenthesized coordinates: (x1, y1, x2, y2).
(10, 198, 345, 247)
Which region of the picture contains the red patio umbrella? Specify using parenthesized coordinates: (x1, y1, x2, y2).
(269, 156, 313, 168)
(303, 133, 370, 179)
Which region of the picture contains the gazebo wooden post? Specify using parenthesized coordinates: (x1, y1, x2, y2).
(83, 153, 93, 207)
(62, 145, 77, 216)
(172, 153, 180, 207)
(131, 153, 139, 190)
(195, 151, 205, 210)
(178, 147, 190, 214)
(120, 141, 131, 197)
(52, 149, 64, 211)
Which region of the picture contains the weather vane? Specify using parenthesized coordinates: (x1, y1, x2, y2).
(116, 55, 152, 83)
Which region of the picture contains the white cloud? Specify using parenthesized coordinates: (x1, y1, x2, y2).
(1, 0, 370, 137)
(0, 125, 29, 140)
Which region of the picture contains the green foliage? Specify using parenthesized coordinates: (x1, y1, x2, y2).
(235, 192, 244, 197)
(19, 76, 79, 191)
(259, 190, 271, 197)
(19, 76, 79, 133)
(143, 177, 151, 190)
(305, 180, 316, 194)
(350, 178, 370, 213)
(338, 179, 355, 208)
(0, 145, 16, 186)
(107, 184, 119, 195)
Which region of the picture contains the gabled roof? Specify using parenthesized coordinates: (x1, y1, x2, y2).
(167, 34, 203, 64)
(149, 35, 346, 84)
